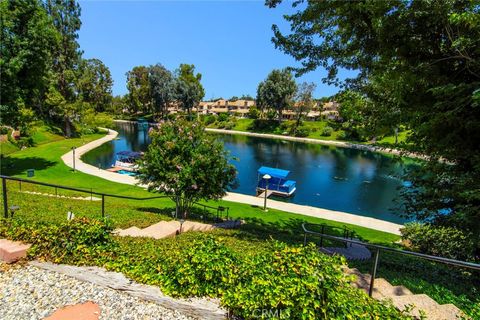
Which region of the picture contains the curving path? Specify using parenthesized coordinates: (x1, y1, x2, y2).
(61, 128, 403, 235)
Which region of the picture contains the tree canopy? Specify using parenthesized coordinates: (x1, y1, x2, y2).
(175, 64, 205, 115)
(0, 0, 114, 137)
(137, 120, 237, 218)
(268, 0, 480, 249)
(256, 68, 297, 119)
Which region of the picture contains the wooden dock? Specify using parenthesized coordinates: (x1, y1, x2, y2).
(257, 190, 274, 198)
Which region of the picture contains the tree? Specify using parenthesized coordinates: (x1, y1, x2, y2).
(126, 66, 151, 114)
(256, 69, 297, 120)
(293, 82, 316, 132)
(45, 0, 82, 102)
(77, 58, 113, 112)
(175, 64, 205, 115)
(137, 120, 237, 218)
(268, 0, 480, 253)
(149, 64, 176, 119)
(0, 0, 58, 125)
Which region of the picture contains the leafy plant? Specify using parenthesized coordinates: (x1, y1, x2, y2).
(321, 126, 333, 137)
(400, 222, 476, 261)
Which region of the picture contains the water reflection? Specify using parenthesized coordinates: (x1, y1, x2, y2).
(82, 122, 413, 223)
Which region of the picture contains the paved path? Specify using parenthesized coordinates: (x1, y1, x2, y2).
(61, 128, 403, 235)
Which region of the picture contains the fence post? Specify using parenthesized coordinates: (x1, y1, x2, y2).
(101, 195, 105, 218)
(369, 248, 380, 297)
(320, 224, 325, 247)
(2, 178, 8, 218)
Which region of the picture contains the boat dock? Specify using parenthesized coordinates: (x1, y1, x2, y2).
(257, 190, 274, 199)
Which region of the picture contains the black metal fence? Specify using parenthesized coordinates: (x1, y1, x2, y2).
(302, 222, 480, 297)
(0, 175, 229, 221)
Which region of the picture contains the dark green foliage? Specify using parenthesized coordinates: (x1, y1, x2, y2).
(400, 222, 476, 261)
(77, 59, 113, 112)
(149, 64, 176, 119)
(268, 0, 480, 246)
(256, 69, 297, 119)
(217, 112, 229, 122)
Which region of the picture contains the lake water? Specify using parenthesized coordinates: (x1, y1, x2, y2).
(82, 122, 413, 223)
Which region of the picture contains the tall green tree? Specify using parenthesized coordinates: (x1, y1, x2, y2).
(268, 0, 480, 247)
(256, 69, 297, 120)
(137, 120, 237, 218)
(44, 0, 82, 102)
(126, 66, 151, 114)
(293, 82, 316, 131)
(149, 64, 176, 119)
(77, 58, 113, 112)
(175, 64, 205, 115)
(0, 0, 58, 126)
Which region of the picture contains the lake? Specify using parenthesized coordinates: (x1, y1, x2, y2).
(82, 122, 413, 223)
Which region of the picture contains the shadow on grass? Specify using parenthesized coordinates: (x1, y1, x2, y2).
(0, 156, 56, 176)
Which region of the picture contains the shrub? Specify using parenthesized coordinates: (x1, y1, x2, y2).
(158, 237, 239, 297)
(337, 130, 347, 140)
(249, 119, 280, 132)
(321, 126, 334, 136)
(400, 222, 475, 261)
(222, 242, 410, 319)
(204, 115, 216, 125)
(0, 217, 115, 264)
(248, 107, 260, 119)
(224, 121, 236, 130)
(293, 126, 310, 137)
(218, 112, 229, 122)
(0, 126, 8, 134)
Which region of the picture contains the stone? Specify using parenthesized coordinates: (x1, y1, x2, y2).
(44, 301, 100, 320)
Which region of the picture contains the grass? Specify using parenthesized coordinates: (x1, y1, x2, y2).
(208, 118, 408, 145)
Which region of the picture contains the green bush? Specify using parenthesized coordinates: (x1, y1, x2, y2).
(158, 237, 239, 297)
(293, 126, 310, 137)
(218, 112, 229, 122)
(400, 222, 475, 261)
(224, 121, 236, 130)
(0, 220, 412, 319)
(321, 126, 334, 136)
(0, 126, 9, 134)
(204, 115, 216, 125)
(222, 242, 410, 319)
(248, 107, 260, 119)
(337, 130, 347, 140)
(0, 217, 115, 264)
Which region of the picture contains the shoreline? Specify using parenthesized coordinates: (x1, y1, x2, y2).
(114, 119, 423, 160)
(62, 124, 403, 235)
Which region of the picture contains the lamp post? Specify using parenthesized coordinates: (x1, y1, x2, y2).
(179, 218, 185, 234)
(71, 146, 76, 172)
(263, 174, 271, 211)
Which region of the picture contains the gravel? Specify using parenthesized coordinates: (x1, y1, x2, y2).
(0, 263, 195, 320)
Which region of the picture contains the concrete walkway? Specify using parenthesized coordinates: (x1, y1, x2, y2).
(61, 128, 403, 235)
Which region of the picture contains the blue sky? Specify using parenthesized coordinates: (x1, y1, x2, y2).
(78, 1, 354, 99)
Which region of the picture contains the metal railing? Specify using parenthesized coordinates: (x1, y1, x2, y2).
(302, 222, 480, 297)
(0, 175, 228, 220)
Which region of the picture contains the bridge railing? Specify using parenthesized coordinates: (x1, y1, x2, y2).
(302, 222, 480, 297)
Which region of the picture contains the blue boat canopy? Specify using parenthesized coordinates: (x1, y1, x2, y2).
(258, 166, 290, 179)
